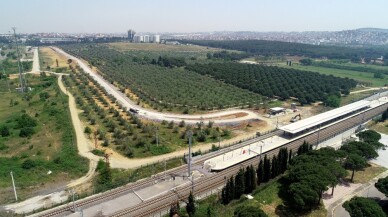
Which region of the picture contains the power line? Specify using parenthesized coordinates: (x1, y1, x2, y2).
(12, 27, 25, 93)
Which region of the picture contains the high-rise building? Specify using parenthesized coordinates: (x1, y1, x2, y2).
(127, 29, 136, 41)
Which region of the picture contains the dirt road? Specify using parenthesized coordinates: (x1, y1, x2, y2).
(52, 46, 262, 125)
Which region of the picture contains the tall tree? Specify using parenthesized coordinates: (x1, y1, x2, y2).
(249, 165, 257, 192)
(235, 168, 245, 199)
(234, 204, 268, 217)
(271, 156, 279, 179)
(169, 201, 180, 217)
(297, 141, 311, 155)
(343, 197, 386, 217)
(375, 176, 388, 197)
(229, 176, 235, 202)
(257, 159, 264, 185)
(278, 148, 288, 174)
(244, 166, 252, 194)
(263, 155, 271, 182)
(186, 191, 196, 217)
(345, 154, 368, 182)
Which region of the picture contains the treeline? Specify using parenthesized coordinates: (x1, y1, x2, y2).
(150, 56, 186, 68)
(221, 147, 292, 205)
(220, 130, 384, 213)
(207, 51, 251, 61)
(312, 61, 388, 75)
(179, 40, 388, 61)
(186, 63, 357, 104)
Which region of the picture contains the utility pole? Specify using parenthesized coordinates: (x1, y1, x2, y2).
(164, 158, 166, 180)
(10, 171, 18, 201)
(155, 127, 159, 147)
(1, 64, 10, 92)
(218, 136, 221, 148)
(186, 130, 193, 177)
(68, 189, 76, 212)
(316, 124, 321, 148)
(259, 141, 264, 160)
(12, 27, 25, 93)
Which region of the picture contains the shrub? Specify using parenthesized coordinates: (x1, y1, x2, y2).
(0, 142, 9, 151)
(39, 92, 50, 100)
(22, 159, 36, 169)
(16, 114, 37, 129)
(0, 125, 10, 137)
(150, 145, 172, 155)
(84, 126, 92, 134)
(19, 127, 35, 137)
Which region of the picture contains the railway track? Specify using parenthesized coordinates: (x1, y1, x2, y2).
(110, 102, 388, 217)
(33, 102, 387, 217)
(33, 130, 281, 217)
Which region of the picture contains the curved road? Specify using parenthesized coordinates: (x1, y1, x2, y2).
(52, 47, 262, 125)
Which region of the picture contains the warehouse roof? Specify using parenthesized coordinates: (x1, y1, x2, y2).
(279, 100, 371, 134)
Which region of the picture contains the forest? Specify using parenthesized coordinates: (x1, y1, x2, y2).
(179, 40, 388, 61)
(186, 63, 357, 104)
(59, 44, 263, 110)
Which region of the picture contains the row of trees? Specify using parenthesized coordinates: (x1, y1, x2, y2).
(186, 63, 356, 104)
(342, 176, 388, 217)
(286, 130, 384, 211)
(60, 44, 264, 110)
(150, 56, 186, 68)
(64, 70, 232, 158)
(221, 165, 257, 204)
(222, 147, 292, 205)
(179, 40, 388, 61)
(207, 51, 251, 61)
(313, 60, 388, 75)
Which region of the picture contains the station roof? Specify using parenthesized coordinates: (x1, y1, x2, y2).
(279, 100, 371, 134)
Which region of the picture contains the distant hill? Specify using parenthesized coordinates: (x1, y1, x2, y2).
(357, 28, 388, 33)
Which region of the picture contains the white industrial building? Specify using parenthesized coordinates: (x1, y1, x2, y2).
(151, 35, 160, 43)
(133, 35, 144, 43)
(132, 34, 160, 43)
(143, 35, 150, 43)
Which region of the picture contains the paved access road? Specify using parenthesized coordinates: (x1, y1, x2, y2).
(52, 47, 262, 125)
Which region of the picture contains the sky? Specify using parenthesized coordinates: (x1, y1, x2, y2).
(1, 0, 388, 34)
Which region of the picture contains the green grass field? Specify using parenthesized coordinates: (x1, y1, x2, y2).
(286, 65, 387, 87)
(0, 74, 87, 204)
(340, 90, 377, 106)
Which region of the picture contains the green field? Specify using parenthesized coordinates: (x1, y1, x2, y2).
(286, 64, 388, 87)
(108, 42, 224, 64)
(0, 74, 88, 204)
